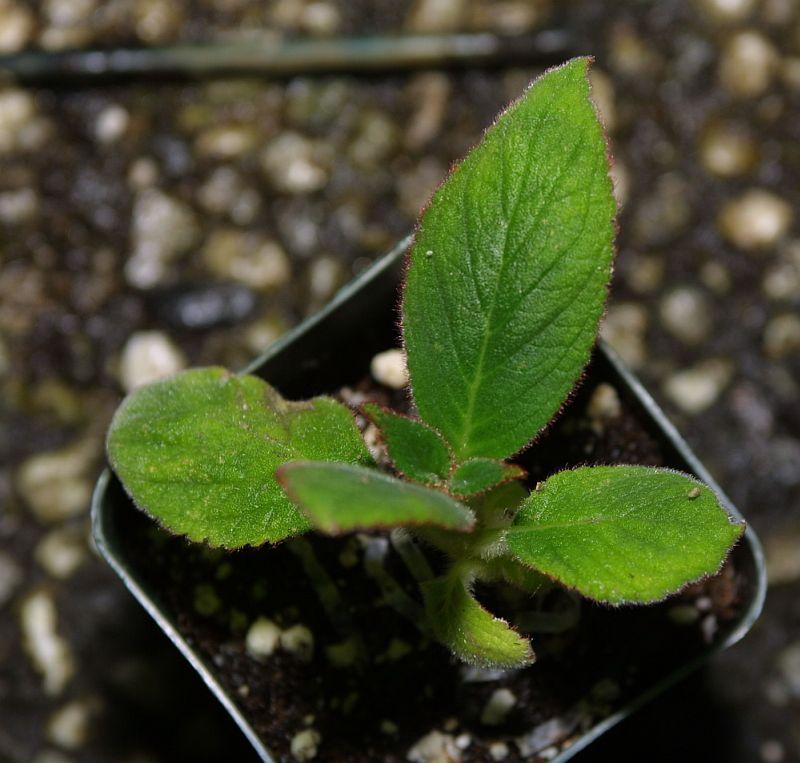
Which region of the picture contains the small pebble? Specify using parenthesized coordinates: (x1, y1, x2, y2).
(134, 0, 184, 43)
(719, 190, 792, 251)
(696, 0, 756, 23)
(763, 314, 800, 359)
(20, 590, 75, 695)
(128, 157, 159, 190)
(281, 624, 315, 662)
(765, 529, 800, 585)
(406, 0, 468, 33)
(763, 260, 800, 301)
(663, 359, 732, 414)
(244, 315, 285, 355)
(761, 739, 786, 763)
(516, 717, 575, 757)
(489, 741, 510, 760)
(290, 728, 321, 761)
(245, 617, 282, 660)
(195, 125, 259, 159)
(0, 89, 37, 154)
(0, 1, 35, 53)
(308, 256, 343, 302)
(407, 730, 462, 763)
(35, 528, 87, 580)
(349, 110, 398, 169)
(776, 642, 800, 697)
(126, 189, 199, 288)
(701, 613, 718, 643)
(261, 132, 328, 194)
(198, 167, 261, 224)
(17, 438, 97, 523)
(600, 303, 649, 369)
(609, 23, 661, 77)
(481, 688, 517, 726)
(203, 229, 291, 291)
(700, 121, 758, 178)
(47, 700, 90, 750)
(632, 174, 691, 246)
(95, 105, 130, 144)
(0, 187, 39, 224)
(370, 349, 409, 390)
(302, 2, 341, 36)
(625, 254, 663, 294)
(406, 73, 451, 151)
(718, 31, 778, 98)
(119, 331, 186, 392)
(659, 287, 713, 345)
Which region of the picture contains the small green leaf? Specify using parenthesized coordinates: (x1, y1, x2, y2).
(506, 466, 744, 604)
(363, 403, 451, 484)
(107, 367, 371, 548)
(421, 574, 534, 668)
(278, 462, 475, 535)
(402, 57, 616, 460)
(449, 458, 525, 497)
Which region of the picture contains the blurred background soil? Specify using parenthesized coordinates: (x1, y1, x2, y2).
(0, 0, 799, 761)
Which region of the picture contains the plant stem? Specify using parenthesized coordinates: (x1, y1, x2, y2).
(390, 529, 434, 583)
(362, 536, 427, 628)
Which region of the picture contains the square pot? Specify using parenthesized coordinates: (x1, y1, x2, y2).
(92, 237, 766, 762)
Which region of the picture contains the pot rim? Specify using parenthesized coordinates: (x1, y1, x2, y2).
(92, 236, 766, 763)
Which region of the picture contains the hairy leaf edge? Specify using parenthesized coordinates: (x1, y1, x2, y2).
(276, 461, 477, 535)
(398, 56, 621, 461)
(422, 574, 536, 669)
(106, 368, 366, 549)
(506, 465, 746, 607)
(361, 402, 454, 484)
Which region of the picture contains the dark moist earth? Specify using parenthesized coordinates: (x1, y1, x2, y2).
(122, 356, 746, 763)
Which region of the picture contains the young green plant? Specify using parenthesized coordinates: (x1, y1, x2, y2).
(107, 58, 743, 669)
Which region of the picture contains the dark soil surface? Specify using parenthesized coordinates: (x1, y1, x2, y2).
(117, 357, 748, 762)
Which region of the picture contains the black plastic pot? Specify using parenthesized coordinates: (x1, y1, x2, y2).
(92, 237, 766, 762)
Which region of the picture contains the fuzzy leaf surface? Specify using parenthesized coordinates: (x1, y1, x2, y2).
(402, 57, 616, 460)
(279, 462, 475, 534)
(107, 367, 371, 548)
(507, 466, 744, 604)
(364, 404, 451, 484)
(449, 458, 524, 497)
(422, 575, 534, 668)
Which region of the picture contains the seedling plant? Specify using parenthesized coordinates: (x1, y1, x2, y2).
(108, 59, 743, 669)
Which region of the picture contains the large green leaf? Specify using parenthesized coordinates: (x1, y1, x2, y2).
(107, 367, 371, 548)
(363, 403, 452, 485)
(421, 574, 534, 668)
(506, 466, 744, 604)
(278, 462, 474, 534)
(402, 57, 616, 460)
